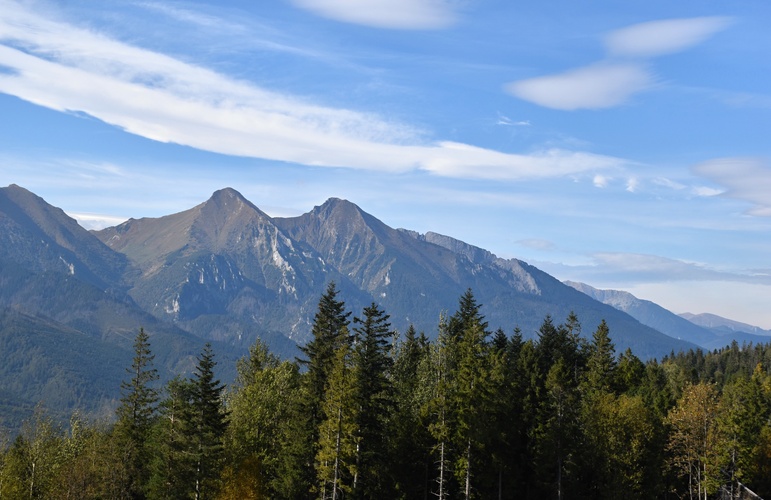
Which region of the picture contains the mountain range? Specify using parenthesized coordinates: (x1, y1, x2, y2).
(565, 281, 771, 351)
(1, 183, 764, 431)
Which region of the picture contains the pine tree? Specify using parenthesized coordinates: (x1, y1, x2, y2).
(391, 325, 432, 498)
(584, 320, 616, 394)
(316, 338, 359, 500)
(299, 282, 352, 418)
(715, 368, 769, 495)
(535, 358, 580, 500)
(351, 302, 396, 498)
(148, 376, 196, 500)
(191, 343, 229, 500)
(298, 282, 352, 494)
(422, 314, 454, 500)
(114, 327, 159, 498)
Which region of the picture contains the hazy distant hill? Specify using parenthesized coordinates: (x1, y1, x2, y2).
(2, 184, 703, 430)
(680, 312, 771, 346)
(566, 281, 769, 350)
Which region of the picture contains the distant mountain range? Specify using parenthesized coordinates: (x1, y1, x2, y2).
(565, 281, 771, 351)
(1, 183, 763, 430)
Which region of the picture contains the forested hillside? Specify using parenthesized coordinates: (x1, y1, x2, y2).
(2, 286, 770, 499)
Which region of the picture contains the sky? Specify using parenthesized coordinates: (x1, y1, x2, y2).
(1, 0, 771, 328)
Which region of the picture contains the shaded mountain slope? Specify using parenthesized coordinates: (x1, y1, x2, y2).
(0, 185, 237, 431)
(0, 184, 130, 289)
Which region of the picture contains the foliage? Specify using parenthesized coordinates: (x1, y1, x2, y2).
(3, 288, 771, 499)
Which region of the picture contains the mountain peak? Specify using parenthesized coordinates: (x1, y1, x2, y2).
(313, 197, 364, 218)
(0, 184, 129, 287)
(208, 187, 248, 202)
(202, 187, 257, 214)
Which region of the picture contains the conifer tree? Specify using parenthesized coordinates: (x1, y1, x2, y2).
(316, 336, 359, 500)
(298, 282, 352, 492)
(191, 343, 229, 500)
(422, 314, 454, 500)
(536, 358, 580, 500)
(391, 325, 432, 498)
(300, 282, 352, 416)
(148, 376, 196, 500)
(351, 302, 395, 498)
(715, 367, 770, 494)
(115, 327, 159, 498)
(584, 320, 616, 394)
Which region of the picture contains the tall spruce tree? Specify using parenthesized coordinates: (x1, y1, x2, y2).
(391, 325, 432, 498)
(115, 327, 159, 499)
(191, 343, 229, 500)
(297, 282, 352, 496)
(352, 302, 396, 499)
(445, 289, 497, 499)
(316, 336, 359, 500)
(584, 320, 617, 394)
(148, 376, 196, 500)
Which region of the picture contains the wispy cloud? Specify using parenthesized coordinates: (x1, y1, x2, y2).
(289, 0, 459, 29)
(506, 63, 653, 111)
(506, 17, 732, 110)
(593, 175, 609, 188)
(605, 17, 733, 58)
(496, 114, 530, 126)
(692, 157, 771, 216)
(136, 2, 244, 31)
(545, 252, 771, 286)
(517, 238, 555, 251)
(0, 2, 625, 181)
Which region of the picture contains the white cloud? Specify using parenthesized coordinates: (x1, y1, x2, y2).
(652, 177, 685, 190)
(549, 251, 771, 286)
(692, 157, 771, 216)
(496, 114, 530, 126)
(507, 16, 732, 111)
(67, 212, 129, 230)
(605, 17, 733, 58)
(625, 177, 639, 192)
(289, 0, 458, 29)
(0, 2, 625, 181)
(505, 63, 653, 110)
(517, 238, 555, 251)
(419, 143, 623, 180)
(593, 175, 608, 188)
(692, 186, 723, 197)
(137, 2, 240, 30)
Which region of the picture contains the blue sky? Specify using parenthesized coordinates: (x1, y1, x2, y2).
(2, 0, 771, 328)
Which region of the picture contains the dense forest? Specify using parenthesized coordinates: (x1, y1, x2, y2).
(1, 284, 771, 499)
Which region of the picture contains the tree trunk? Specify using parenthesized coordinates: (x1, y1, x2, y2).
(332, 406, 342, 500)
(465, 437, 471, 500)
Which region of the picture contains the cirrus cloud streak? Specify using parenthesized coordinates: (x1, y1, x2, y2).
(0, 2, 623, 181)
(289, 0, 459, 29)
(543, 252, 771, 286)
(692, 157, 771, 216)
